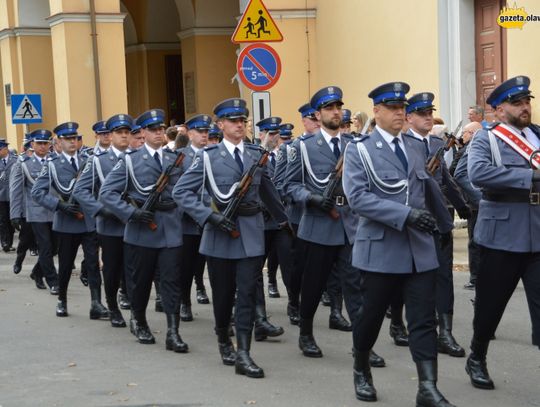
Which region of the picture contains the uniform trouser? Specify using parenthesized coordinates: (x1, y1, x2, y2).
(56, 231, 100, 302)
(179, 234, 206, 305)
(30, 222, 58, 287)
(473, 246, 540, 347)
(207, 256, 263, 336)
(266, 246, 279, 285)
(0, 201, 14, 248)
(124, 243, 182, 315)
(263, 229, 294, 291)
(343, 268, 438, 362)
(16, 218, 37, 260)
(98, 234, 124, 310)
(435, 231, 454, 315)
(326, 264, 343, 301)
(467, 210, 481, 284)
(287, 223, 304, 307)
(299, 240, 350, 320)
(123, 243, 135, 300)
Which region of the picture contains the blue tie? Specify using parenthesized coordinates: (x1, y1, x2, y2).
(70, 157, 78, 172)
(331, 137, 341, 159)
(234, 147, 244, 172)
(270, 152, 275, 167)
(423, 138, 430, 158)
(153, 152, 162, 171)
(392, 138, 408, 171)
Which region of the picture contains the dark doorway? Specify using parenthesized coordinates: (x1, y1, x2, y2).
(474, 0, 507, 121)
(165, 54, 185, 125)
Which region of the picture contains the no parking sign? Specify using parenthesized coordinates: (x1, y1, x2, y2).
(237, 44, 281, 91)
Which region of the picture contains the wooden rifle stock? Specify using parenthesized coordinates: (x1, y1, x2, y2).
(426, 120, 463, 176)
(322, 155, 344, 220)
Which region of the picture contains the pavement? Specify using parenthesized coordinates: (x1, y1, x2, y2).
(1, 229, 539, 407)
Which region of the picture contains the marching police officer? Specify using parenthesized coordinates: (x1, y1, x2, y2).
(342, 82, 455, 406)
(0, 139, 17, 252)
(285, 86, 356, 357)
(73, 114, 133, 328)
(405, 92, 469, 357)
(466, 75, 540, 390)
(92, 121, 111, 154)
(207, 123, 222, 145)
(31, 122, 108, 319)
(173, 98, 288, 378)
(10, 130, 59, 293)
(99, 109, 188, 352)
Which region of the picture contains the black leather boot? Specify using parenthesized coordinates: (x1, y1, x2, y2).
(56, 299, 68, 317)
(299, 318, 322, 357)
(437, 314, 465, 357)
(131, 311, 155, 344)
(118, 289, 131, 310)
(320, 291, 331, 306)
(254, 304, 284, 341)
(154, 280, 163, 312)
(328, 293, 352, 331)
(287, 303, 300, 325)
(89, 288, 109, 320)
(465, 339, 494, 389)
(389, 304, 409, 346)
(353, 349, 377, 401)
(109, 309, 126, 328)
(235, 332, 264, 378)
(180, 302, 193, 321)
(216, 327, 236, 366)
(13, 252, 24, 274)
(268, 282, 280, 298)
(165, 313, 189, 353)
(416, 360, 455, 407)
(196, 287, 210, 304)
(369, 349, 386, 368)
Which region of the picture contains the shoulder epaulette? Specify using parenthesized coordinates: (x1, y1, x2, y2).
(485, 121, 500, 130)
(95, 150, 108, 157)
(342, 133, 354, 140)
(300, 133, 314, 141)
(204, 144, 219, 151)
(358, 134, 370, 142)
(430, 134, 443, 141)
(48, 155, 58, 161)
(403, 133, 422, 143)
(245, 143, 264, 152)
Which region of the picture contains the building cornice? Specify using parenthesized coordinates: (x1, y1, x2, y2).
(177, 27, 235, 40)
(47, 12, 126, 27)
(125, 42, 181, 53)
(269, 8, 317, 19)
(0, 27, 51, 40)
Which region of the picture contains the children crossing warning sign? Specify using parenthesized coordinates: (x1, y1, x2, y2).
(231, 0, 283, 44)
(11, 94, 42, 124)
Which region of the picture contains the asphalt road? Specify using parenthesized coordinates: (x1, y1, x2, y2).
(0, 229, 539, 407)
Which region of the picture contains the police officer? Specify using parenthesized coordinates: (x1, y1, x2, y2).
(31, 122, 108, 319)
(340, 108, 353, 134)
(92, 121, 111, 154)
(342, 82, 455, 406)
(207, 123, 222, 145)
(10, 130, 59, 293)
(466, 76, 540, 390)
(178, 113, 212, 322)
(99, 109, 187, 352)
(173, 98, 288, 378)
(74, 114, 133, 328)
(285, 86, 356, 357)
(0, 139, 17, 252)
(405, 92, 469, 357)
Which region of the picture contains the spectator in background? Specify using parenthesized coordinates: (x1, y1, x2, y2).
(174, 133, 189, 149)
(352, 111, 369, 134)
(433, 117, 445, 125)
(165, 126, 178, 149)
(468, 105, 489, 128)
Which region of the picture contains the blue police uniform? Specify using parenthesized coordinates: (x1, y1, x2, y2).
(341, 82, 455, 406)
(285, 86, 357, 357)
(10, 130, 58, 291)
(465, 76, 540, 390)
(173, 98, 287, 378)
(31, 122, 106, 319)
(99, 109, 188, 352)
(73, 114, 134, 328)
(0, 139, 17, 251)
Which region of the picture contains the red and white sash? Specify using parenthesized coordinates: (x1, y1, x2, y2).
(490, 123, 540, 169)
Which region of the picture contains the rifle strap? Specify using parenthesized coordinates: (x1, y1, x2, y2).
(124, 154, 155, 196)
(300, 140, 332, 188)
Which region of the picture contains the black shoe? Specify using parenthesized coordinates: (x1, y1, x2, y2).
(196, 288, 210, 304)
(3, 246, 15, 253)
(268, 283, 280, 298)
(299, 334, 323, 357)
(79, 273, 88, 287)
(56, 300, 68, 317)
(437, 314, 465, 357)
(219, 341, 237, 365)
(385, 306, 392, 319)
(30, 249, 38, 256)
(118, 292, 131, 310)
(463, 281, 475, 290)
(329, 310, 352, 331)
(110, 309, 126, 328)
(369, 350, 386, 368)
(180, 303, 193, 322)
(155, 295, 163, 312)
(50, 285, 59, 296)
(353, 349, 377, 402)
(89, 288, 109, 320)
(35, 279, 47, 290)
(465, 355, 494, 389)
(320, 291, 331, 306)
(254, 319, 284, 341)
(13, 263, 22, 274)
(287, 303, 300, 326)
(131, 317, 155, 344)
(416, 360, 456, 407)
(235, 350, 265, 378)
(390, 323, 409, 346)
(165, 314, 189, 353)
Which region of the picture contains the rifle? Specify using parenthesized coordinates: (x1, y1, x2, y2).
(140, 151, 185, 230)
(65, 170, 84, 220)
(322, 154, 344, 220)
(426, 120, 463, 176)
(222, 150, 270, 238)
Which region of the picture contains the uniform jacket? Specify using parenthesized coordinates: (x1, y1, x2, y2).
(285, 131, 357, 245)
(173, 141, 287, 259)
(0, 152, 17, 202)
(468, 126, 540, 252)
(453, 145, 482, 207)
(31, 153, 94, 233)
(10, 154, 54, 222)
(98, 144, 183, 248)
(179, 145, 204, 236)
(343, 129, 452, 273)
(73, 149, 125, 237)
(274, 140, 303, 225)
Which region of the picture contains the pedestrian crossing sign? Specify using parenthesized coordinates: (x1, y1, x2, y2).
(11, 94, 42, 124)
(231, 0, 283, 44)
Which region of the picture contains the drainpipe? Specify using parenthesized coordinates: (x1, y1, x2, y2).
(90, 0, 102, 120)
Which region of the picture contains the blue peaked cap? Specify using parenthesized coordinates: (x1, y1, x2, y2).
(406, 92, 436, 114)
(486, 75, 534, 108)
(185, 114, 212, 130)
(106, 114, 134, 132)
(136, 109, 166, 129)
(54, 122, 79, 137)
(368, 82, 410, 105)
(310, 86, 344, 110)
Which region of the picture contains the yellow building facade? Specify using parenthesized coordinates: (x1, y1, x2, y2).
(0, 0, 539, 148)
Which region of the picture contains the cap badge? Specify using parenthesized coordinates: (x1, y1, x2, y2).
(516, 76, 524, 85)
(233, 99, 240, 107)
